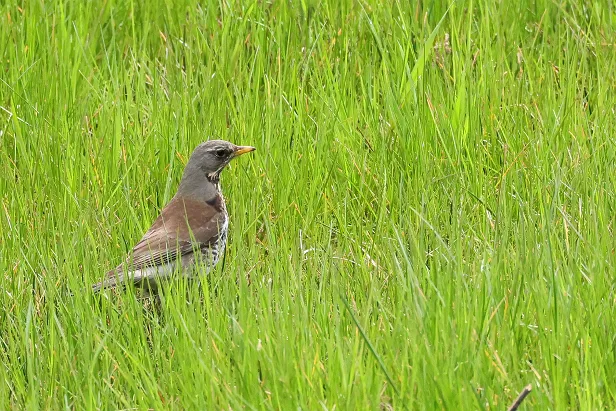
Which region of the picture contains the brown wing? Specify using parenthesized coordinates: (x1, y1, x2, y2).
(92, 196, 226, 292)
(119, 196, 226, 272)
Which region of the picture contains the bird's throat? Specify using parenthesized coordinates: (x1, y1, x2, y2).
(206, 172, 221, 191)
(177, 169, 221, 203)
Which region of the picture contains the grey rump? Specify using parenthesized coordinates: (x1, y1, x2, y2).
(92, 140, 256, 294)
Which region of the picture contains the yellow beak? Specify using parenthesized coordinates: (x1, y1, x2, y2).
(234, 146, 256, 156)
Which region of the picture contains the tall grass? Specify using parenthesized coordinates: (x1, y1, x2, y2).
(1, 0, 615, 408)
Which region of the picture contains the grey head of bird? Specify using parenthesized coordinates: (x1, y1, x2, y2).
(176, 139, 256, 200)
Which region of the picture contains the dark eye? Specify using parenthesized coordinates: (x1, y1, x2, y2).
(215, 149, 227, 158)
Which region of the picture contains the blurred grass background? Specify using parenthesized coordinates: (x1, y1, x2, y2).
(1, 0, 615, 408)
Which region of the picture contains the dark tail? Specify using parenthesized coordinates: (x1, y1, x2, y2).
(92, 271, 125, 293)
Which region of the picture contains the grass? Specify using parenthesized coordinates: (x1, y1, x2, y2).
(1, 0, 615, 408)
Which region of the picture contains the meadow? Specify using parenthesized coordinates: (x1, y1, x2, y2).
(1, 0, 615, 409)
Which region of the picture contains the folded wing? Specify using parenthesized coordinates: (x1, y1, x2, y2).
(93, 196, 226, 292)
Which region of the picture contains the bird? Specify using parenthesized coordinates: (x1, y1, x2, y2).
(92, 140, 256, 295)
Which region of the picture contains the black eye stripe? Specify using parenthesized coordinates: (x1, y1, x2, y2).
(214, 148, 230, 158)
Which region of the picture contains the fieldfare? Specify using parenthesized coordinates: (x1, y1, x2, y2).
(92, 140, 255, 294)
